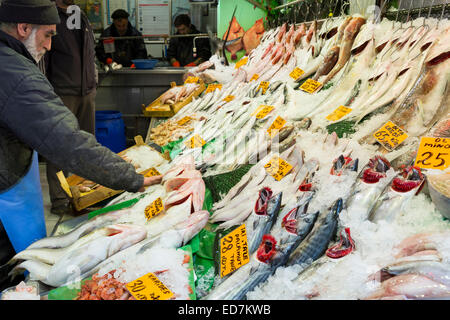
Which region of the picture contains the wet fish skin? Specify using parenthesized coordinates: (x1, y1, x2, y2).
(287, 198, 343, 268)
(247, 192, 282, 254)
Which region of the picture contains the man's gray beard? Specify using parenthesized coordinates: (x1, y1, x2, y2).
(23, 28, 45, 63)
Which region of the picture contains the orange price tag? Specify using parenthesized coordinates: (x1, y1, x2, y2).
(414, 137, 449, 170)
(264, 156, 293, 181)
(267, 116, 286, 137)
(126, 272, 174, 300)
(373, 121, 408, 151)
(299, 79, 322, 93)
(220, 224, 250, 278)
(144, 197, 164, 221)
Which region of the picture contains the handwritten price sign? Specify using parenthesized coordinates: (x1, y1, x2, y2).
(177, 116, 193, 126)
(126, 272, 174, 300)
(414, 137, 449, 170)
(258, 81, 270, 95)
(223, 95, 235, 102)
(289, 67, 305, 81)
(250, 73, 260, 81)
(267, 116, 286, 137)
(253, 105, 274, 119)
(235, 57, 248, 69)
(205, 83, 222, 94)
(264, 156, 293, 181)
(299, 79, 322, 93)
(184, 76, 199, 84)
(144, 197, 164, 221)
(144, 167, 161, 177)
(373, 121, 408, 151)
(185, 134, 206, 149)
(326, 106, 352, 122)
(220, 224, 250, 278)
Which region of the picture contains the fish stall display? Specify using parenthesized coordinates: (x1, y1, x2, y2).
(3, 8, 450, 301)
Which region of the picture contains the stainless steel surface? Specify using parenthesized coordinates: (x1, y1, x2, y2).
(96, 67, 186, 146)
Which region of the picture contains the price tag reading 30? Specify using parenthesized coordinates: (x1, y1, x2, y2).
(264, 156, 293, 181)
(220, 224, 250, 278)
(373, 121, 408, 151)
(126, 272, 174, 300)
(144, 197, 164, 221)
(414, 137, 449, 170)
(299, 79, 322, 93)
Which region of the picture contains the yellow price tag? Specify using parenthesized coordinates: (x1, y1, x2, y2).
(252, 105, 274, 119)
(258, 81, 270, 95)
(205, 83, 222, 94)
(414, 137, 449, 170)
(373, 121, 409, 151)
(326, 106, 353, 122)
(289, 67, 305, 81)
(264, 156, 293, 181)
(299, 79, 322, 93)
(220, 224, 250, 278)
(223, 95, 235, 102)
(235, 56, 248, 69)
(250, 73, 260, 81)
(184, 76, 199, 84)
(144, 197, 164, 221)
(126, 272, 174, 300)
(144, 167, 161, 177)
(177, 116, 192, 126)
(267, 116, 286, 137)
(185, 134, 206, 149)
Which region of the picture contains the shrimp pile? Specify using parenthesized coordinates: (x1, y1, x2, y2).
(75, 269, 135, 300)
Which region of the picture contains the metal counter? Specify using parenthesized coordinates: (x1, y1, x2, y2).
(95, 67, 187, 145)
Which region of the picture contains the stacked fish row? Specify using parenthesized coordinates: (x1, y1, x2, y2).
(7, 156, 209, 291)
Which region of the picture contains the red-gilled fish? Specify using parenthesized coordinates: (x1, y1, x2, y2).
(368, 166, 425, 223)
(344, 155, 395, 221)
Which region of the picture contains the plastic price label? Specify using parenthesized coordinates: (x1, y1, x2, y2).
(326, 106, 352, 122)
(235, 57, 248, 69)
(126, 272, 174, 300)
(267, 116, 286, 137)
(185, 134, 206, 149)
(177, 116, 193, 126)
(414, 137, 449, 170)
(252, 105, 274, 119)
(223, 95, 235, 102)
(289, 67, 305, 81)
(184, 76, 199, 84)
(250, 73, 260, 81)
(299, 79, 322, 93)
(373, 121, 408, 151)
(205, 83, 222, 94)
(258, 81, 270, 95)
(220, 224, 250, 278)
(144, 167, 161, 177)
(144, 197, 164, 221)
(264, 156, 293, 181)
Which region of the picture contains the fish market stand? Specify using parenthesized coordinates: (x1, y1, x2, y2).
(96, 67, 187, 146)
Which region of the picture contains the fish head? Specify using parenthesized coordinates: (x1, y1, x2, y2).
(325, 227, 355, 259)
(256, 234, 277, 264)
(362, 155, 391, 183)
(281, 192, 315, 235)
(254, 187, 273, 215)
(391, 166, 425, 193)
(330, 154, 358, 176)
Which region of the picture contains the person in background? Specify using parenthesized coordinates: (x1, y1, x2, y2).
(0, 0, 162, 290)
(44, 0, 97, 215)
(95, 9, 148, 68)
(167, 14, 211, 67)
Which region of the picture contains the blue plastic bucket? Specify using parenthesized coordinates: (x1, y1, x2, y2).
(95, 110, 126, 153)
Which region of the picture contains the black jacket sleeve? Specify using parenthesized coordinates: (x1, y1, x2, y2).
(197, 38, 212, 63)
(95, 30, 110, 64)
(166, 37, 179, 62)
(1, 71, 144, 193)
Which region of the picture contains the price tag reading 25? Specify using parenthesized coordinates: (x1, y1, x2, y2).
(414, 137, 449, 170)
(220, 224, 250, 278)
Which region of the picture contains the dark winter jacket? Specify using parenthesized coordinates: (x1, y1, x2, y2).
(95, 22, 148, 67)
(166, 24, 211, 66)
(45, 6, 97, 96)
(0, 30, 143, 193)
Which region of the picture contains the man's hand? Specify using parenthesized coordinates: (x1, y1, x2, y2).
(138, 175, 163, 192)
(172, 60, 181, 67)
